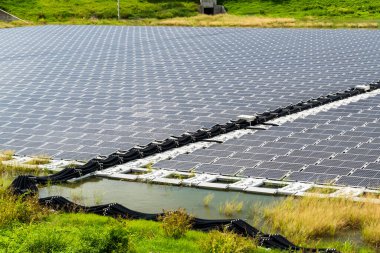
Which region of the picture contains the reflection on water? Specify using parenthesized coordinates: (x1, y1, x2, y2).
(39, 177, 284, 221)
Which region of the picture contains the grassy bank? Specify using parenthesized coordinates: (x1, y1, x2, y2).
(0, 0, 198, 21)
(2, 0, 380, 21)
(2, 15, 378, 29)
(221, 0, 380, 19)
(1, 0, 380, 28)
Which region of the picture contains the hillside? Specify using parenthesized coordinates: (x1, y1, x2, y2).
(1, 0, 380, 22)
(0, 0, 198, 20)
(222, 0, 380, 19)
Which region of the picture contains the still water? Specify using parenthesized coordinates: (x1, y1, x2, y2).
(39, 177, 284, 222)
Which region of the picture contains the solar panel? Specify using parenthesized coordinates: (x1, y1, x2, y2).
(351, 169, 380, 178)
(318, 159, 366, 169)
(153, 160, 179, 169)
(174, 161, 200, 172)
(363, 163, 380, 170)
(335, 176, 365, 187)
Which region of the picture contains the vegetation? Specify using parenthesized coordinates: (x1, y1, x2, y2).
(262, 196, 380, 248)
(0, 189, 48, 227)
(0, 192, 266, 253)
(202, 228, 257, 253)
(306, 186, 338, 194)
(203, 193, 214, 207)
(159, 208, 193, 239)
(0, 213, 131, 252)
(219, 199, 244, 217)
(148, 14, 379, 28)
(221, 0, 380, 19)
(24, 155, 51, 165)
(1, 0, 379, 28)
(0, 0, 198, 21)
(0, 150, 14, 162)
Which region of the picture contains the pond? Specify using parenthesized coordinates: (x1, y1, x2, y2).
(39, 177, 284, 222)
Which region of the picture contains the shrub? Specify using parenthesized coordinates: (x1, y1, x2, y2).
(0, 214, 131, 253)
(202, 228, 256, 253)
(103, 225, 130, 253)
(159, 208, 193, 239)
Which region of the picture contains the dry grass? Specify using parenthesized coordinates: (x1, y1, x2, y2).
(203, 193, 214, 207)
(0, 150, 15, 162)
(0, 163, 41, 180)
(24, 155, 51, 165)
(2, 15, 378, 29)
(263, 196, 380, 247)
(219, 200, 244, 217)
(154, 14, 379, 28)
(307, 187, 338, 194)
(362, 222, 380, 247)
(156, 14, 297, 27)
(0, 20, 31, 29)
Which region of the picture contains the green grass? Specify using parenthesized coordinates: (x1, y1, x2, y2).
(0, 212, 278, 253)
(221, 0, 380, 19)
(1, 0, 379, 27)
(0, 0, 198, 21)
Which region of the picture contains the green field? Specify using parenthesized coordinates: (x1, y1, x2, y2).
(222, 0, 380, 19)
(1, 0, 380, 22)
(0, 0, 198, 21)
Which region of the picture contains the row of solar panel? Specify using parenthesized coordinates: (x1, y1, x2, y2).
(153, 94, 380, 188)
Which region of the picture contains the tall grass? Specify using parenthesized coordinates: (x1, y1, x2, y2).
(0, 189, 49, 227)
(219, 199, 244, 217)
(263, 196, 380, 247)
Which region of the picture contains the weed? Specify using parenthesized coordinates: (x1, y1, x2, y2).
(259, 182, 288, 189)
(24, 155, 51, 165)
(219, 200, 244, 217)
(201, 227, 257, 253)
(158, 208, 193, 239)
(203, 193, 214, 207)
(142, 162, 153, 171)
(0, 150, 14, 161)
(70, 190, 85, 205)
(307, 187, 337, 194)
(93, 191, 103, 205)
(0, 189, 49, 227)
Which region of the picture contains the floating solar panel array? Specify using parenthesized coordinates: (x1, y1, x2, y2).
(0, 26, 380, 159)
(154, 93, 380, 189)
